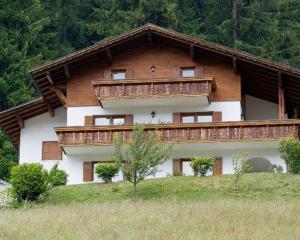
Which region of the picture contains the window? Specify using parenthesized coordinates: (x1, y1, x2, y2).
(42, 141, 62, 160)
(181, 67, 195, 78)
(94, 115, 126, 126)
(112, 70, 126, 80)
(181, 112, 213, 123)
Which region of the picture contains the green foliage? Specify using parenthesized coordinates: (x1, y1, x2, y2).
(10, 163, 48, 202)
(270, 164, 283, 173)
(173, 171, 183, 177)
(232, 151, 251, 191)
(190, 157, 214, 177)
(114, 124, 172, 197)
(279, 138, 300, 174)
(95, 162, 119, 183)
(0, 133, 17, 181)
(48, 163, 68, 187)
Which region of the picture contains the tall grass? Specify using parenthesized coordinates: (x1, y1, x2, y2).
(1, 200, 300, 240)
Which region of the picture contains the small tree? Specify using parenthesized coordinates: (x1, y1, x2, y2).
(232, 151, 251, 191)
(10, 163, 48, 202)
(48, 163, 68, 187)
(190, 157, 214, 176)
(114, 124, 172, 197)
(95, 162, 119, 183)
(279, 138, 300, 174)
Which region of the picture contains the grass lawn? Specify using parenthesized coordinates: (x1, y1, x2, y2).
(1, 173, 300, 239)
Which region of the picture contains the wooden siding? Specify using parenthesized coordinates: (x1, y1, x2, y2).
(55, 120, 300, 146)
(67, 43, 240, 106)
(93, 77, 215, 103)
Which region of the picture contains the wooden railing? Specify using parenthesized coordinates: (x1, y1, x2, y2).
(92, 77, 216, 102)
(55, 120, 300, 146)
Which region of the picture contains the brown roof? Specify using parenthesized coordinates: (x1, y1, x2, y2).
(1, 23, 300, 147)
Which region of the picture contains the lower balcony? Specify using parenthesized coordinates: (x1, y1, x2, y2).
(55, 120, 300, 155)
(92, 77, 216, 108)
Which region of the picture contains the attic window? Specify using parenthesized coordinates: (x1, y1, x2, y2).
(181, 67, 195, 78)
(112, 70, 126, 80)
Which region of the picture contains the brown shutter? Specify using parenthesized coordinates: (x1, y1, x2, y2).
(173, 66, 180, 77)
(83, 162, 94, 182)
(84, 116, 94, 125)
(195, 66, 204, 78)
(212, 112, 222, 122)
(213, 158, 222, 175)
(126, 68, 134, 79)
(42, 141, 62, 160)
(173, 159, 182, 174)
(173, 113, 181, 124)
(104, 70, 111, 80)
(125, 115, 133, 125)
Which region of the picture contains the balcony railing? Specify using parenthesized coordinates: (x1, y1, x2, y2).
(55, 120, 300, 147)
(92, 77, 216, 103)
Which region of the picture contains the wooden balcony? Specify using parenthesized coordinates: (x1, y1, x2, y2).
(55, 120, 300, 148)
(92, 77, 216, 108)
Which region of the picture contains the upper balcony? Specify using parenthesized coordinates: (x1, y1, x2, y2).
(55, 120, 300, 155)
(92, 77, 216, 108)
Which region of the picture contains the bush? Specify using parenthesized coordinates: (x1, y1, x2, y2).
(190, 157, 214, 176)
(0, 158, 16, 181)
(279, 138, 300, 174)
(48, 163, 68, 187)
(270, 164, 283, 173)
(10, 163, 48, 202)
(232, 151, 251, 191)
(95, 162, 119, 183)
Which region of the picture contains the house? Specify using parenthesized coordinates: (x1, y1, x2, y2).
(1, 24, 300, 184)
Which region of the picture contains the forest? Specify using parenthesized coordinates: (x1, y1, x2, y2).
(0, 0, 300, 179)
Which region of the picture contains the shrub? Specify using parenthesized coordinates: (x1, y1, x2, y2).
(0, 158, 16, 181)
(232, 152, 251, 191)
(270, 164, 283, 173)
(190, 157, 214, 176)
(48, 163, 68, 187)
(0, 186, 13, 208)
(10, 163, 48, 202)
(95, 162, 119, 183)
(279, 138, 300, 174)
(173, 171, 183, 177)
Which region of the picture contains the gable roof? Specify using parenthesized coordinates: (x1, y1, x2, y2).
(1, 23, 300, 148)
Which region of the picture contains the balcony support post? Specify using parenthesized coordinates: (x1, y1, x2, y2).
(278, 72, 286, 120)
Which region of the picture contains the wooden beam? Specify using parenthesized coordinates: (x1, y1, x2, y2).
(147, 32, 153, 46)
(233, 57, 238, 73)
(50, 87, 67, 107)
(190, 44, 195, 61)
(15, 113, 24, 129)
(46, 71, 54, 85)
(278, 72, 286, 120)
(64, 64, 71, 79)
(105, 48, 112, 64)
(48, 104, 55, 117)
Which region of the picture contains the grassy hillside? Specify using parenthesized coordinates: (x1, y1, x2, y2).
(1, 173, 300, 240)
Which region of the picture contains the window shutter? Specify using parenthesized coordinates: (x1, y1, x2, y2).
(173, 113, 181, 124)
(126, 68, 134, 79)
(104, 70, 111, 80)
(84, 116, 94, 125)
(42, 141, 62, 160)
(125, 115, 133, 124)
(83, 162, 94, 182)
(173, 159, 182, 175)
(212, 112, 222, 122)
(173, 66, 180, 77)
(195, 66, 204, 78)
(213, 158, 222, 175)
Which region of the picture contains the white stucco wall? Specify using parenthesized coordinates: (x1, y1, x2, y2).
(18, 101, 287, 185)
(245, 95, 279, 120)
(67, 101, 242, 126)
